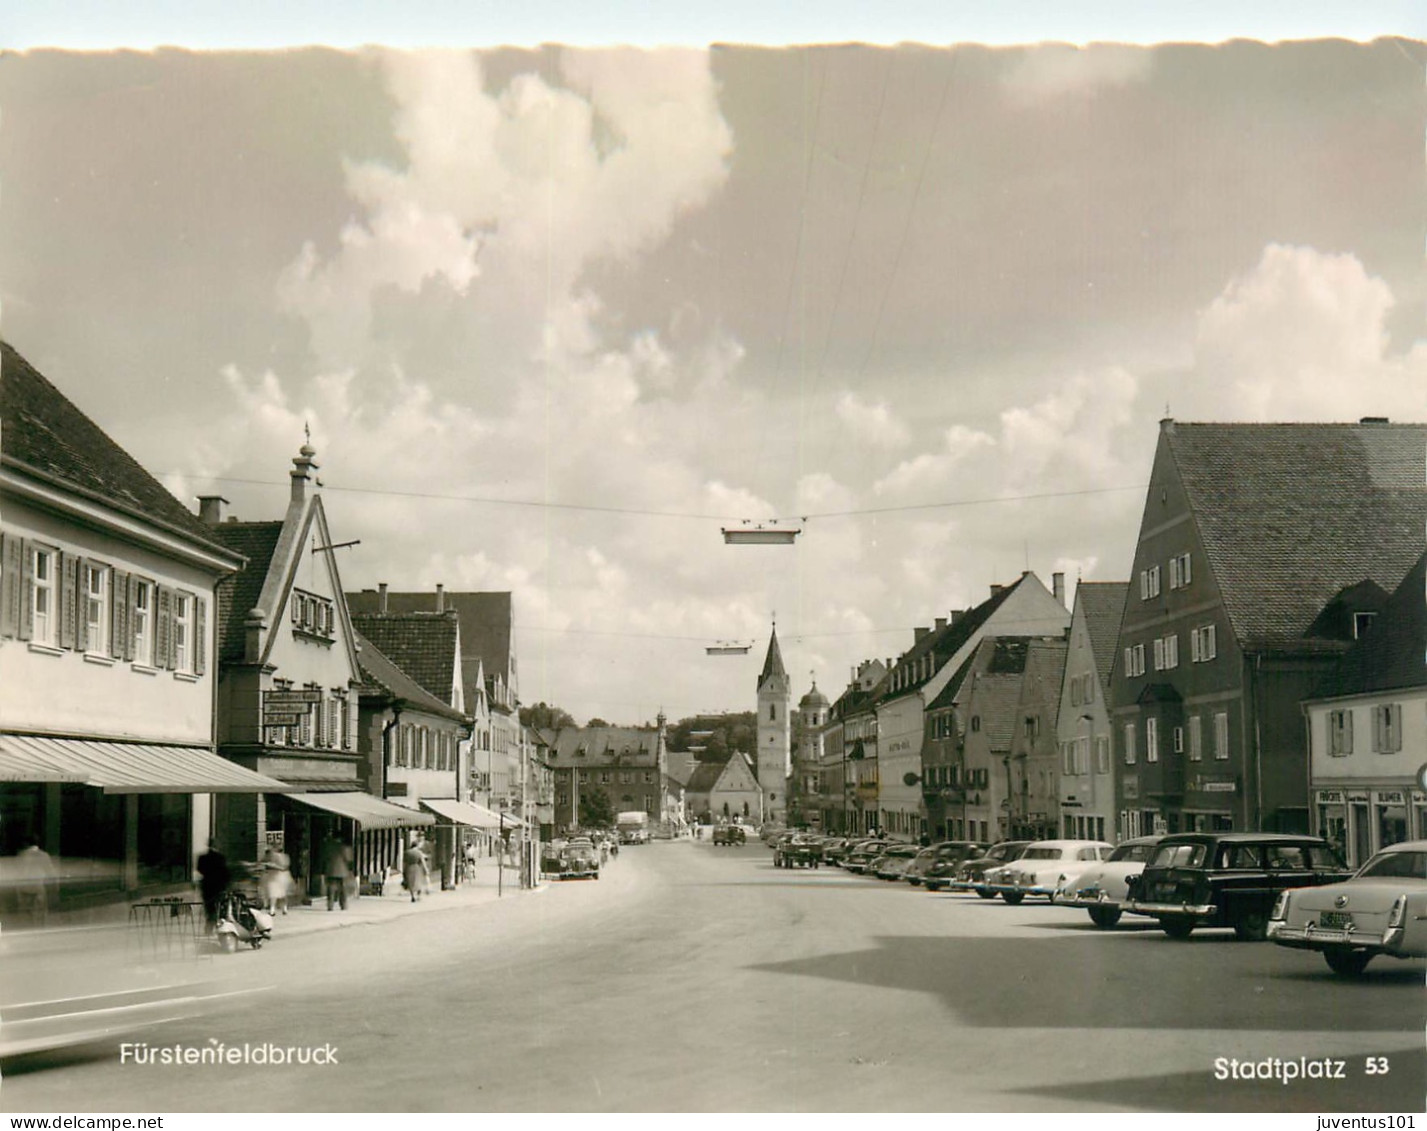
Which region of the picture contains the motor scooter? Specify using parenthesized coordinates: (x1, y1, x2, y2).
(215, 888, 274, 952)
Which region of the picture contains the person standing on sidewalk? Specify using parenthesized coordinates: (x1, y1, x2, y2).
(260, 845, 292, 915)
(402, 835, 426, 903)
(196, 838, 230, 933)
(321, 834, 353, 911)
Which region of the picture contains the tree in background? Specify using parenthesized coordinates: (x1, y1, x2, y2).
(520, 701, 577, 730)
(586, 717, 611, 728)
(579, 787, 616, 829)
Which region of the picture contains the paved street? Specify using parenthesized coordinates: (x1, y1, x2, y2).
(3, 839, 1423, 1113)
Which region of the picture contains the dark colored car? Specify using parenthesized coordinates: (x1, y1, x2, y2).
(1124, 832, 1350, 939)
(841, 839, 897, 874)
(712, 825, 746, 846)
(820, 838, 854, 865)
(559, 841, 601, 880)
(772, 833, 822, 869)
(913, 842, 990, 889)
(944, 841, 1033, 896)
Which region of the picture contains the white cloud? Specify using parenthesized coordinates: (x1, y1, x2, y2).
(1192, 243, 1427, 421)
(873, 424, 995, 498)
(834, 390, 912, 450)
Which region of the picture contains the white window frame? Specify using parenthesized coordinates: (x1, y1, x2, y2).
(1188, 715, 1202, 762)
(83, 562, 109, 655)
(1153, 638, 1165, 671)
(1172, 725, 1184, 754)
(1124, 723, 1137, 765)
(1146, 717, 1159, 763)
(1095, 736, 1110, 774)
(1163, 634, 1178, 669)
(1191, 624, 1217, 664)
(132, 578, 154, 666)
(30, 545, 56, 646)
(1169, 553, 1192, 589)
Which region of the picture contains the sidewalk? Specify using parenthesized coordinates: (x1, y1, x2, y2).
(271, 863, 541, 940)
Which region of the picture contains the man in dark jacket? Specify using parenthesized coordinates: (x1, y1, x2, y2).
(196, 838, 230, 931)
(321, 835, 353, 911)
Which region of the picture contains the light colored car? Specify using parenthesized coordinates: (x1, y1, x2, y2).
(1054, 836, 1163, 928)
(979, 839, 1115, 904)
(1268, 839, 1427, 976)
(872, 845, 921, 880)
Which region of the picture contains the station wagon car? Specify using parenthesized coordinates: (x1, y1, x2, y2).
(1054, 836, 1163, 928)
(1124, 832, 1350, 939)
(1268, 839, 1427, 975)
(979, 839, 1115, 904)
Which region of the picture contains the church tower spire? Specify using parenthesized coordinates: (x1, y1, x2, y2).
(756, 620, 791, 824)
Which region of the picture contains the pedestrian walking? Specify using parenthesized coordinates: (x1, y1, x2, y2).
(321, 834, 353, 911)
(14, 835, 57, 928)
(402, 835, 426, 903)
(463, 840, 478, 883)
(196, 838, 230, 932)
(418, 835, 433, 895)
(260, 845, 293, 915)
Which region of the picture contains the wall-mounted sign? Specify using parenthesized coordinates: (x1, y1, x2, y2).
(262, 712, 303, 728)
(265, 689, 323, 707)
(385, 782, 408, 797)
(1315, 791, 1344, 805)
(1376, 791, 1405, 806)
(1202, 781, 1236, 793)
(264, 830, 285, 850)
(1346, 792, 1370, 803)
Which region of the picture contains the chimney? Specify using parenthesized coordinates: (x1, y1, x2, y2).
(990, 584, 1005, 598)
(935, 617, 947, 631)
(949, 609, 963, 626)
(436, 584, 445, 612)
(197, 495, 229, 525)
(1160, 416, 1176, 435)
(1053, 571, 1065, 608)
(914, 627, 930, 643)
(378, 582, 388, 613)
(290, 440, 319, 504)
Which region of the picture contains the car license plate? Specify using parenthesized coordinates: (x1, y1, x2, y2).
(1318, 911, 1352, 930)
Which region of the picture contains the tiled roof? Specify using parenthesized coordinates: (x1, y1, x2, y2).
(1076, 581, 1129, 689)
(925, 651, 978, 712)
(871, 575, 1024, 702)
(2, 341, 239, 555)
(347, 590, 512, 710)
(1022, 637, 1070, 704)
(353, 631, 468, 722)
(1166, 422, 1426, 650)
(350, 611, 460, 708)
(968, 672, 1023, 751)
(684, 760, 728, 793)
(209, 522, 284, 662)
(1312, 550, 1427, 699)
(547, 725, 659, 767)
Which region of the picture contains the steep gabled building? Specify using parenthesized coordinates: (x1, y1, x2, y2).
(875, 571, 1070, 840)
(755, 626, 792, 824)
(1056, 581, 1129, 842)
(684, 751, 762, 824)
(1111, 419, 1426, 838)
(0, 342, 282, 912)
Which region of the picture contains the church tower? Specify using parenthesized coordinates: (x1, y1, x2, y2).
(756, 624, 792, 824)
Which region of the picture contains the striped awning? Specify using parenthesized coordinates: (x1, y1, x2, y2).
(420, 797, 518, 829)
(287, 791, 433, 830)
(0, 734, 294, 794)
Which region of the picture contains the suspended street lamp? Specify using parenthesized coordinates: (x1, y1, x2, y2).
(721, 520, 801, 545)
(705, 641, 753, 655)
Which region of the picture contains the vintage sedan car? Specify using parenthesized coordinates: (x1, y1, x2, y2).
(841, 839, 897, 874)
(920, 843, 992, 891)
(944, 841, 1033, 896)
(979, 839, 1115, 904)
(1054, 836, 1163, 927)
(872, 844, 922, 880)
(712, 825, 746, 846)
(1125, 832, 1350, 939)
(820, 838, 852, 865)
(559, 842, 601, 880)
(1268, 839, 1427, 975)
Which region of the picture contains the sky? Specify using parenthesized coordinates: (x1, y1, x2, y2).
(2, 9, 1425, 725)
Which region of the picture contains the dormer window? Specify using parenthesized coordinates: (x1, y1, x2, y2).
(1353, 611, 1376, 639)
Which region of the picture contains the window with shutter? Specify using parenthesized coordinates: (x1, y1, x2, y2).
(194, 597, 206, 675)
(1188, 716, 1202, 761)
(1146, 717, 1159, 762)
(131, 579, 153, 665)
(156, 586, 173, 669)
(1214, 712, 1230, 760)
(0, 534, 23, 638)
(172, 592, 191, 673)
(1124, 723, 1137, 765)
(110, 569, 129, 659)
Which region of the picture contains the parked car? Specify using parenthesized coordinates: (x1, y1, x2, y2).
(1269, 839, 1427, 975)
(945, 840, 1033, 896)
(919, 842, 992, 891)
(712, 825, 746, 846)
(820, 838, 852, 865)
(872, 844, 922, 880)
(979, 839, 1115, 903)
(1124, 832, 1350, 939)
(842, 839, 897, 874)
(760, 824, 789, 846)
(560, 842, 601, 880)
(1053, 836, 1163, 927)
(772, 833, 823, 869)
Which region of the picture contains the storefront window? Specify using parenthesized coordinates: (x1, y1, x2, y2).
(1377, 800, 1408, 852)
(59, 785, 125, 897)
(137, 793, 191, 886)
(1318, 805, 1347, 862)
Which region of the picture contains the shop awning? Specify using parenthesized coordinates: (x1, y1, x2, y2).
(288, 791, 433, 830)
(420, 797, 524, 829)
(0, 734, 295, 794)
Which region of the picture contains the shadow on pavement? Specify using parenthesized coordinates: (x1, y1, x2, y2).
(750, 935, 1427, 1032)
